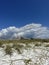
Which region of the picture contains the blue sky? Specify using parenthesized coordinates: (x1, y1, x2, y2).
(0, 0, 49, 29)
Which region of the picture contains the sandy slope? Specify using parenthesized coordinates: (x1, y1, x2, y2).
(0, 42, 49, 65)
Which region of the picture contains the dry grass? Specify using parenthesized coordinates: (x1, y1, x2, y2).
(0, 38, 49, 44)
(0, 39, 49, 55)
(5, 45, 12, 55)
(45, 44, 49, 47)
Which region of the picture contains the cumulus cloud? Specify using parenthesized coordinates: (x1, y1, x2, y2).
(0, 23, 49, 39)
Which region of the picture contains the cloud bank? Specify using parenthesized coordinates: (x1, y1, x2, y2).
(0, 23, 49, 39)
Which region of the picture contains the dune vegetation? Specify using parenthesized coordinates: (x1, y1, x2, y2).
(0, 38, 49, 65)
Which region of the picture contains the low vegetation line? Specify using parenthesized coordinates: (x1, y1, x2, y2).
(0, 38, 49, 44)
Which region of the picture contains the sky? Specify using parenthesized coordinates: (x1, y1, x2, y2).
(0, 0, 49, 39)
(0, 0, 49, 29)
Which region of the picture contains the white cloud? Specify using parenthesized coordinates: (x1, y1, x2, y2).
(0, 23, 49, 39)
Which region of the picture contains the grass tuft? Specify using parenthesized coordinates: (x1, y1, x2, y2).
(5, 45, 12, 55)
